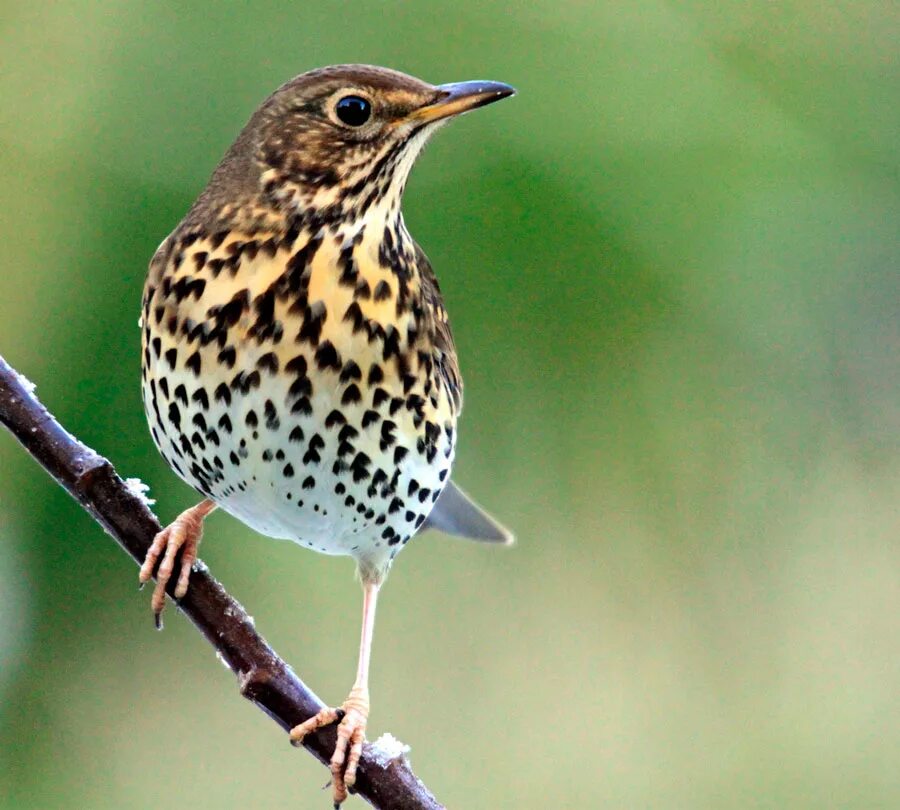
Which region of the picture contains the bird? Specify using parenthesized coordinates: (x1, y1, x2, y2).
(137, 64, 514, 804)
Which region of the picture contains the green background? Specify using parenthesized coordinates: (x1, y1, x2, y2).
(1, 2, 898, 807)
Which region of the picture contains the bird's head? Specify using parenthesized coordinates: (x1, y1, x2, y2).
(201, 65, 514, 230)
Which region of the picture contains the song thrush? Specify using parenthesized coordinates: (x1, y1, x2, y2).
(138, 64, 514, 805)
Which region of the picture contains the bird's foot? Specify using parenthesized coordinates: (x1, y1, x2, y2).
(289, 686, 369, 807)
(138, 500, 213, 629)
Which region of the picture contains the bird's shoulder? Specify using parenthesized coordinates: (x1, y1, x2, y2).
(410, 242, 462, 412)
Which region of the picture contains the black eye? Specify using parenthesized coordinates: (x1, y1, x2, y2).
(335, 95, 371, 127)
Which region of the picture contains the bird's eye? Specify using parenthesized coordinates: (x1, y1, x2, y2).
(335, 96, 372, 127)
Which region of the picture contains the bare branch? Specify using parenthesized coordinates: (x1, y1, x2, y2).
(0, 355, 443, 810)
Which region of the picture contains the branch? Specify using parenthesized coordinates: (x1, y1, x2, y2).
(0, 354, 443, 810)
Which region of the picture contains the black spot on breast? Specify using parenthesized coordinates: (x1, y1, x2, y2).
(315, 340, 341, 371)
(373, 280, 391, 302)
(218, 347, 236, 368)
(297, 302, 326, 346)
(372, 388, 389, 408)
(179, 435, 194, 458)
(343, 301, 366, 333)
(168, 402, 181, 430)
(250, 289, 276, 336)
(380, 420, 396, 449)
(216, 289, 250, 327)
(286, 355, 307, 375)
(342, 384, 362, 406)
(338, 425, 359, 442)
(207, 258, 225, 277)
(264, 399, 280, 430)
(185, 351, 201, 376)
(214, 383, 231, 405)
(192, 387, 209, 410)
(368, 364, 384, 385)
(382, 326, 400, 360)
(288, 375, 312, 399)
(350, 452, 371, 482)
(338, 250, 358, 288)
(257, 352, 279, 373)
(291, 397, 313, 416)
(339, 360, 361, 383)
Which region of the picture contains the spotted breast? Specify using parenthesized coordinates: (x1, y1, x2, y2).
(141, 197, 459, 580)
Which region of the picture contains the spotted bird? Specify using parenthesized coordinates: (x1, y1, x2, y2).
(138, 64, 514, 804)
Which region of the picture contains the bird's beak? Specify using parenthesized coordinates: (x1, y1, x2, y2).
(409, 80, 516, 124)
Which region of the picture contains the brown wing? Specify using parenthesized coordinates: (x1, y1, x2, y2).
(414, 242, 462, 414)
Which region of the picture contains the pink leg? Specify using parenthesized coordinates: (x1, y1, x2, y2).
(138, 499, 216, 628)
(290, 580, 380, 806)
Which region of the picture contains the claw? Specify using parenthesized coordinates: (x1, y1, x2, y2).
(289, 689, 369, 806)
(138, 499, 214, 627)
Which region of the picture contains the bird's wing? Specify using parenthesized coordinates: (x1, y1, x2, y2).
(422, 481, 514, 544)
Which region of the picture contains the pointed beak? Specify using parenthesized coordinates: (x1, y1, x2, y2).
(409, 80, 516, 124)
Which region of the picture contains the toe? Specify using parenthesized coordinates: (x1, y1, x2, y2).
(344, 730, 364, 789)
(330, 729, 351, 805)
(139, 527, 169, 583)
(151, 578, 167, 627)
(174, 552, 195, 599)
(289, 707, 342, 744)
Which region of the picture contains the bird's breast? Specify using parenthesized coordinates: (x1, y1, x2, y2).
(141, 221, 457, 568)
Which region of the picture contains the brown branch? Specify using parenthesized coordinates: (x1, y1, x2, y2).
(0, 354, 443, 810)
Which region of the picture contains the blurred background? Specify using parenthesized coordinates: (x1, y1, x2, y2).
(1, 2, 898, 807)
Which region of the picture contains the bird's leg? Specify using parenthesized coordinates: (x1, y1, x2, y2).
(138, 498, 216, 628)
(290, 580, 380, 807)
